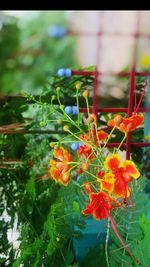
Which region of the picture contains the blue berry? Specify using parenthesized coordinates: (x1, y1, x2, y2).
(47, 26, 67, 38)
(77, 176, 81, 182)
(72, 106, 78, 115)
(57, 68, 66, 77)
(64, 106, 72, 114)
(78, 142, 83, 147)
(71, 142, 79, 151)
(65, 68, 72, 77)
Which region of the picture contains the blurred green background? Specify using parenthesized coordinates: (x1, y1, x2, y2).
(0, 11, 76, 95)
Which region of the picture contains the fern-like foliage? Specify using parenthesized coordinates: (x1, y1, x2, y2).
(108, 176, 150, 267)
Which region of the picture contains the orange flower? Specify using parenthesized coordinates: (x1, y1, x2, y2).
(80, 129, 108, 144)
(78, 145, 95, 160)
(50, 147, 73, 186)
(108, 113, 144, 133)
(108, 114, 123, 127)
(82, 192, 114, 220)
(100, 154, 140, 198)
(97, 130, 108, 142)
(78, 129, 108, 159)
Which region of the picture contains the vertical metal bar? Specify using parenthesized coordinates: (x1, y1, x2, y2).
(93, 12, 103, 117)
(126, 12, 140, 160)
(144, 77, 150, 180)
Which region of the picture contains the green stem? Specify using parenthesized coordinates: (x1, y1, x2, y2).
(105, 218, 110, 267)
(56, 89, 83, 132)
(84, 170, 99, 180)
(116, 133, 127, 153)
(85, 96, 90, 117)
(76, 88, 80, 126)
(67, 129, 93, 148)
(102, 126, 116, 152)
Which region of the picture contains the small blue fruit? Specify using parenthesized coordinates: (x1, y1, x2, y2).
(64, 106, 72, 114)
(57, 68, 65, 77)
(71, 142, 79, 151)
(72, 106, 78, 115)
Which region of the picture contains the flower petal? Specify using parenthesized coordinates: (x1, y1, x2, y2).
(123, 160, 140, 179)
(54, 147, 73, 162)
(83, 192, 113, 220)
(107, 114, 123, 127)
(104, 154, 122, 171)
(101, 173, 115, 193)
(112, 178, 131, 198)
(118, 114, 144, 133)
(78, 145, 94, 159)
(97, 130, 108, 141)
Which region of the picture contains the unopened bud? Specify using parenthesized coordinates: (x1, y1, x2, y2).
(75, 81, 82, 90)
(50, 142, 55, 148)
(51, 95, 56, 101)
(56, 87, 61, 92)
(62, 172, 70, 182)
(83, 181, 92, 194)
(86, 114, 97, 124)
(57, 119, 63, 125)
(63, 125, 69, 132)
(40, 121, 47, 127)
(82, 163, 89, 171)
(83, 89, 89, 98)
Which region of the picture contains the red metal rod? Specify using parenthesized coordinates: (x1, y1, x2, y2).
(126, 12, 140, 160)
(72, 70, 150, 77)
(1, 130, 66, 135)
(80, 107, 150, 113)
(126, 66, 136, 159)
(104, 142, 150, 148)
(68, 29, 150, 40)
(134, 82, 147, 114)
(93, 12, 103, 117)
(72, 70, 96, 76)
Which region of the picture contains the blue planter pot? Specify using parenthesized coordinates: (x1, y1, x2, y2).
(73, 217, 107, 262)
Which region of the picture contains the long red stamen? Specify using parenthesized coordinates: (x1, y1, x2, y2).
(134, 81, 147, 114)
(109, 215, 142, 266)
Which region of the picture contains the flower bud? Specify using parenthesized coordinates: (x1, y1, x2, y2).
(83, 181, 92, 194)
(82, 163, 89, 171)
(51, 95, 56, 101)
(83, 89, 89, 98)
(40, 121, 47, 127)
(75, 81, 82, 90)
(57, 119, 63, 125)
(62, 172, 70, 182)
(63, 125, 69, 132)
(50, 142, 55, 148)
(56, 87, 61, 92)
(86, 114, 97, 124)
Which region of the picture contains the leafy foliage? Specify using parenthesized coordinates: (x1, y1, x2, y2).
(108, 176, 150, 267)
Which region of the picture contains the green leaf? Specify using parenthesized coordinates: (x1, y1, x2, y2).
(73, 201, 81, 213)
(25, 177, 36, 201)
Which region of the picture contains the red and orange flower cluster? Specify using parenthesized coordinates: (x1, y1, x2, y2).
(49, 112, 144, 221)
(50, 147, 73, 186)
(45, 79, 147, 266)
(108, 113, 144, 133)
